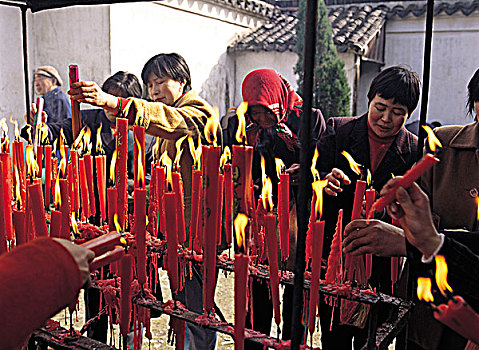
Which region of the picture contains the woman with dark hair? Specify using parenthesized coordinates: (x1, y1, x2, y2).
(317, 66, 420, 349)
(69, 53, 216, 349)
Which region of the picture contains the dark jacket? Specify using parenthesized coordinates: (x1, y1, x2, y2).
(317, 114, 418, 289)
(43, 86, 71, 124)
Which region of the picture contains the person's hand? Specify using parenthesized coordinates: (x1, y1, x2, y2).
(68, 81, 118, 111)
(285, 163, 300, 184)
(53, 238, 95, 287)
(324, 168, 351, 196)
(386, 181, 442, 258)
(343, 219, 407, 256)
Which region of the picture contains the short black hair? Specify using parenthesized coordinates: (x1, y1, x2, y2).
(102, 71, 142, 98)
(141, 53, 192, 94)
(367, 66, 421, 115)
(467, 68, 479, 118)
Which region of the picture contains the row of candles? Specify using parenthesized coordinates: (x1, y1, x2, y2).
(0, 88, 448, 348)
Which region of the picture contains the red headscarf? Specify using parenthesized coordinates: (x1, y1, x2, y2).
(241, 69, 303, 148)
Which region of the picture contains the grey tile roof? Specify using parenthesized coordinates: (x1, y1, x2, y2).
(228, 0, 479, 54)
(205, 0, 283, 18)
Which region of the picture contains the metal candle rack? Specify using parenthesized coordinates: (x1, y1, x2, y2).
(30, 242, 413, 350)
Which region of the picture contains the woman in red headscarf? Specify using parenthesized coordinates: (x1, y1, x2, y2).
(224, 68, 325, 346)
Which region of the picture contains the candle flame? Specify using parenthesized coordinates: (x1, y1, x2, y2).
(261, 155, 267, 186)
(71, 212, 79, 235)
(435, 255, 453, 297)
(110, 150, 117, 185)
(84, 126, 93, 155)
(341, 151, 362, 175)
(26, 125, 33, 145)
(187, 136, 199, 168)
(310, 148, 320, 181)
(0, 135, 9, 153)
(235, 102, 248, 144)
(476, 197, 479, 222)
(54, 175, 61, 208)
(417, 277, 434, 303)
(114, 213, 122, 233)
(135, 136, 145, 188)
(204, 111, 219, 147)
(40, 123, 49, 145)
(422, 125, 442, 152)
(234, 213, 248, 250)
(174, 135, 187, 168)
(261, 176, 274, 212)
(120, 236, 127, 245)
(26, 145, 39, 178)
(196, 138, 202, 170)
(312, 179, 328, 220)
(152, 136, 160, 162)
(10, 116, 20, 140)
(220, 146, 231, 170)
(14, 165, 22, 206)
(366, 169, 372, 186)
(59, 134, 67, 178)
(275, 158, 286, 179)
(96, 124, 105, 154)
(73, 126, 86, 151)
(160, 152, 173, 191)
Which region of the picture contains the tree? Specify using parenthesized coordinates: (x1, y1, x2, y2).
(295, 0, 351, 120)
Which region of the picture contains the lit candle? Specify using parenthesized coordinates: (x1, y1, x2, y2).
(224, 162, 233, 246)
(165, 187, 179, 294)
(12, 140, 26, 207)
(44, 144, 52, 208)
(190, 166, 202, 248)
(0, 149, 14, 243)
(133, 126, 145, 188)
(78, 157, 91, 218)
(234, 214, 249, 350)
(115, 118, 128, 228)
(172, 171, 186, 244)
(133, 135, 147, 286)
(202, 123, 221, 313)
(50, 177, 62, 238)
(84, 153, 96, 217)
(95, 124, 107, 222)
(70, 149, 80, 213)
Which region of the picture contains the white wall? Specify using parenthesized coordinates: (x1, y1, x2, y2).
(0, 5, 28, 138)
(385, 12, 479, 126)
(230, 50, 299, 107)
(109, 1, 265, 116)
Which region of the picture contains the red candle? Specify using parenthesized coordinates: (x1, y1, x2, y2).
(232, 145, 253, 217)
(234, 213, 249, 350)
(434, 296, 479, 343)
(157, 167, 166, 236)
(370, 153, 439, 215)
(69, 64, 82, 140)
(12, 141, 26, 207)
(70, 150, 80, 213)
(115, 118, 128, 228)
(351, 180, 366, 221)
(264, 213, 281, 326)
(365, 189, 375, 280)
(36, 145, 43, 178)
(133, 126, 145, 188)
(172, 172, 186, 244)
(89, 246, 125, 272)
(147, 165, 158, 238)
(81, 231, 122, 255)
(164, 191, 179, 294)
(51, 157, 58, 199)
(78, 157, 90, 218)
(12, 209, 26, 246)
(44, 145, 52, 208)
(0, 164, 6, 252)
(202, 145, 220, 313)
(134, 185, 147, 285)
(27, 181, 48, 237)
(223, 164, 233, 245)
(59, 179, 71, 240)
(278, 173, 289, 260)
(0, 153, 14, 241)
(119, 254, 133, 337)
(84, 154, 96, 216)
(50, 209, 62, 238)
(308, 220, 324, 335)
(190, 168, 201, 248)
(107, 188, 117, 232)
(216, 174, 224, 245)
(95, 155, 107, 222)
(34, 96, 44, 127)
